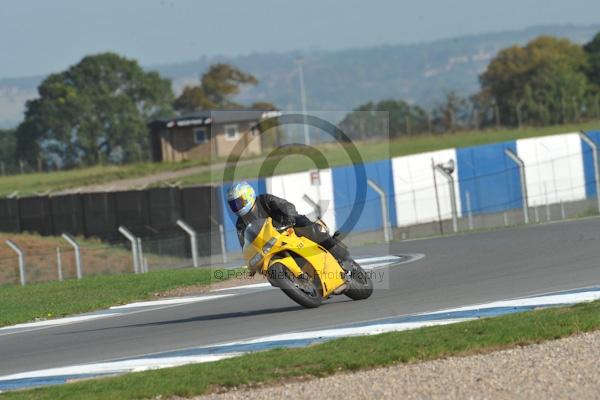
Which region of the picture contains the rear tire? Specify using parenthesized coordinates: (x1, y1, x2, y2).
(268, 263, 322, 308)
(344, 261, 373, 300)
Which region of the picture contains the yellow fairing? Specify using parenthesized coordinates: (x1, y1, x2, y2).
(244, 217, 346, 298)
(242, 220, 270, 262)
(273, 256, 304, 278)
(282, 233, 346, 297)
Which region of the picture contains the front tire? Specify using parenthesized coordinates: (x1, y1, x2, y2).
(344, 260, 373, 300)
(268, 263, 322, 308)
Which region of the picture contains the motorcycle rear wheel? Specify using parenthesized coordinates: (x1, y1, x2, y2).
(268, 263, 322, 308)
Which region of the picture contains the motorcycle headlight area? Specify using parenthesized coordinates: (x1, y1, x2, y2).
(262, 237, 277, 253)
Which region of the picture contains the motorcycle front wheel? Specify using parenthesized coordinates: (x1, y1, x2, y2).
(268, 263, 322, 308)
(344, 261, 374, 300)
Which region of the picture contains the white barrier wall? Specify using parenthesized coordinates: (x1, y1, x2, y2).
(392, 149, 462, 227)
(516, 133, 586, 206)
(266, 169, 337, 230)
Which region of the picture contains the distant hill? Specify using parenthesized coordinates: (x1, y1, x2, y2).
(1, 24, 599, 128)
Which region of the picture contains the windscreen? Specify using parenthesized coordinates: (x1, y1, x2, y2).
(244, 218, 267, 246)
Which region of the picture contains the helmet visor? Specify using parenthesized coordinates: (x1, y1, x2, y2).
(228, 197, 249, 213)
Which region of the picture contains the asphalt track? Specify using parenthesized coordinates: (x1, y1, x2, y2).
(2, 217, 600, 377)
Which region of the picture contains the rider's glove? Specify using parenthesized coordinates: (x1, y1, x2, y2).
(283, 216, 296, 227)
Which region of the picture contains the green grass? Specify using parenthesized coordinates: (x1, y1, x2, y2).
(1, 121, 599, 195)
(0, 159, 208, 197)
(0, 268, 225, 327)
(387, 120, 599, 156)
(5, 299, 600, 399)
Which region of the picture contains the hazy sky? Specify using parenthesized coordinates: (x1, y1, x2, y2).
(1, 0, 599, 78)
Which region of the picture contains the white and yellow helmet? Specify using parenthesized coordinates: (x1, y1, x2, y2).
(226, 181, 256, 216)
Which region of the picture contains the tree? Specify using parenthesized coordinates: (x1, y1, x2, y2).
(0, 129, 16, 172)
(377, 99, 428, 137)
(249, 102, 281, 149)
(174, 64, 258, 112)
(173, 86, 213, 112)
(469, 91, 497, 129)
(339, 100, 429, 140)
(16, 53, 174, 167)
(432, 91, 469, 133)
(338, 102, 382, 141)
(250, 102, 277, 111)
(584, 32, 600, 89)
(480, 36, 588, 126)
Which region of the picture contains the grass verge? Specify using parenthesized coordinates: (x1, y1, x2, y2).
(0, 268, 222, 327)
(5, 299, 600, 399)
(0, 159, 209, 197)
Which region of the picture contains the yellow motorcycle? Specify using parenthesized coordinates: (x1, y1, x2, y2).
(242, 217, 373, 308)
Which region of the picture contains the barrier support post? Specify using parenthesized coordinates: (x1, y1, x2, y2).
(505, 148, 529, 224)
(6, 240, 26, 286)
(434, 166, 459, 233)
(118, 226, 139, 273)
(62, 233, 82, 279)
(580, 131, 600, 214)
(56, 247, 63, 282)
(177, 219, 199, 268)
(367, 179, 392, 243)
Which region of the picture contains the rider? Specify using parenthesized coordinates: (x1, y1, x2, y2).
(226, 181, 351, 269)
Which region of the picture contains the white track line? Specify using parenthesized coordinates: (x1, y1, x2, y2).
(357, 255, 404, 264)
(433, 290, 600, 313)
(0, 354, 240, 382)
(0, 314, 120, 332)
(212, 283, 273, 292)
(0, 294, 236, 335)
(109, 294, 235, 309)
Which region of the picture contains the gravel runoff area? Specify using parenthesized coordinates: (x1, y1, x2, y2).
(195, 330, 600, 400)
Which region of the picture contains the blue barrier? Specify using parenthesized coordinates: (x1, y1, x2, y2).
(217, 129, 598, 252)
(332, 159, 397, 233)
(456, 141, 522, 214)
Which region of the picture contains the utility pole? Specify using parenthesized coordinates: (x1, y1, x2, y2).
(296, 57, 310, 146)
